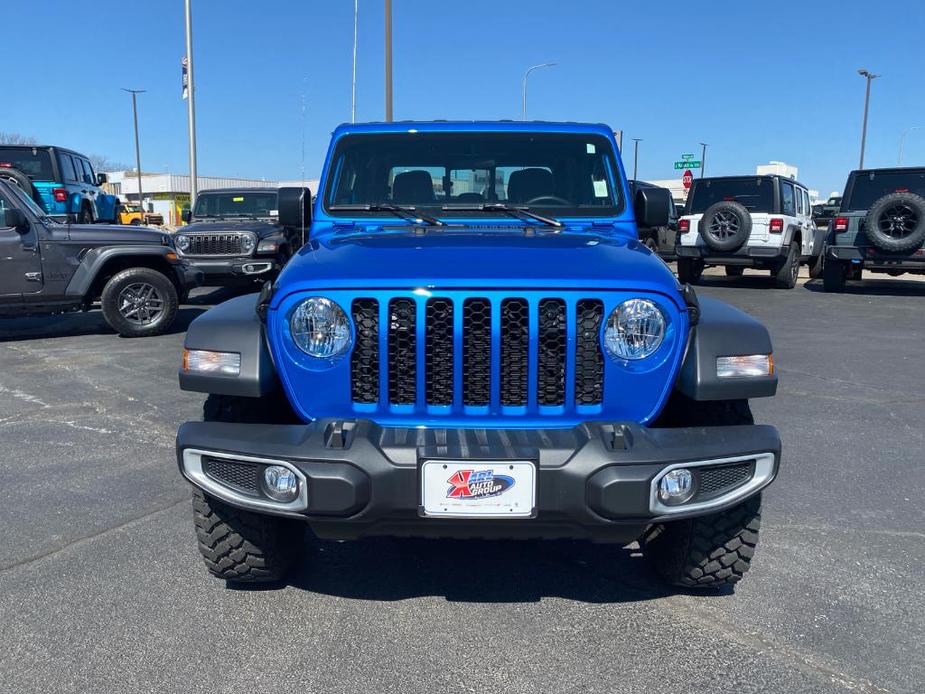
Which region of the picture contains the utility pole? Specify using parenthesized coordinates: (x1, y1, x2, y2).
(699, 142, 708, 178)
(857, 68, 879, 169)
(898, 125, 925, 165)
(521, 63, 556, 120)
(185, 0, 199, 206)
(351, 0, 358, 122)
(384, 0, 392, 121)
(632, 138, 642, 182)
(121, 89, 146, 213)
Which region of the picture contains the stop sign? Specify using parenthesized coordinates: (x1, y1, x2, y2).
(682, 169, 694, 190)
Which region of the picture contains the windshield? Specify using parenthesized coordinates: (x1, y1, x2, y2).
(5, 180, 52, 220)
(843, 171, 925, 211)
(0, 147, 55, 180)
(688, 177, 774, 214)
(193, 191, 278, 218)
(324, 131, 622, 218)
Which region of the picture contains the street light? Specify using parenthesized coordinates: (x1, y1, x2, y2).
(121, 88, 146, 215)
(632, 138, 642, 182)
(898, 125, 925, 165)
(857, 68, 879, 169)
(385, 0, 392, 121)
(522, 63, 556, 120)
(351, 0, 358, 122)
(185, 0, 199, 207)
(699, 142, 709, 178)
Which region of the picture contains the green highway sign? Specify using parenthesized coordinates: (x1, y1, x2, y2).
(674, 160, 702, 170)
(681, 153, 694, 160)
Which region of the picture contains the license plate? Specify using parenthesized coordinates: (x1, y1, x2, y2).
(420, 460, 536, 518)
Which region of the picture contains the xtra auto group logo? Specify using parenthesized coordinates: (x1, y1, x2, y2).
(446, 469, 514, 500)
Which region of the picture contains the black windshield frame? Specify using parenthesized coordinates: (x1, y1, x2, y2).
(322, 131, 624, 219)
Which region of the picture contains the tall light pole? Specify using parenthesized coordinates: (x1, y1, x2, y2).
(185, 0, 199, 206)
(522, 62, 556, 120)
(351, 0, 358, 122)
(384, 0, 392, 121)
(699, 142, 708, 178)
(121, 89, 146, 213)
(898, 125, 925, 165)
(632, 138, 642, 182)
(857, 68, 879, 169)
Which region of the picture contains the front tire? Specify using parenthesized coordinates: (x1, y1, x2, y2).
(676, 257, 704, 284)
(100, 267, 179, 337)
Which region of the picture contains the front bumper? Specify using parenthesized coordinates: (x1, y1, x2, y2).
(676, 244, 788, 265)
(176, 420, 781, 542)
(829, 245, 925, 271)
(183, 256, 279, 283)
(174, 262, 204, 291)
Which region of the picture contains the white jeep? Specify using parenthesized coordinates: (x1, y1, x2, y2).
(675, 175, 825, 288)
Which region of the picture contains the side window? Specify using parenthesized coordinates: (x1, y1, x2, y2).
(80, 159, 95, 185)
(58, 154, 77, 182)
(794, 187, 804, 215)
(780, 182, 795, 216)
(802, 190, 811, 217)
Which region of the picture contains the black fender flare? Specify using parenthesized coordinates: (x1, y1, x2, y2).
(179, 293, 278, 397)
(676, 296, 777, 401)
(65, 246, 182, 297)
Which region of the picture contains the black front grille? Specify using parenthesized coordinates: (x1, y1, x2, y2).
(387, 298, 417, 404)
(463, 298, 492, 406)
(203, 457, 261, 496)
(500, 299, 529, 406)
(351, 299, 379, 403)
(696, 462, 754, 500)
(575, 300, 604, 405)
(537, 299, 567, 406)
(186, 233, 250, 256)
(425, 298, 454, 405)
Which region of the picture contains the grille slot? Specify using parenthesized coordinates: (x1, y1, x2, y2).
(696, 462, 754, 500)
(203, 457, 261, 496)
(575, 299, 605, 405)
(425, 298, 454, 405)
(500, 299, 529, 406)
(387, 298, 417, 404)
(185, 232, 251, 256)
(351, 299, 379, 403)
(462, 298, 492, 406)
(537, 299, 567, 405)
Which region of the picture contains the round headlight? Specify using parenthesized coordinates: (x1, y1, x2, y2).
(604, 299, 666, 360)
(175, 234, 190, 252)
(289, 297, 352, 359)
(241, 234, 256, 254)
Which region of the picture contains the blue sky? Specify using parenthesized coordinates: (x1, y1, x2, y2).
(5, 1, 923, 195)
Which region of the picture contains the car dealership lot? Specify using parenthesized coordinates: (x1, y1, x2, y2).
(1, 278, 922, 694)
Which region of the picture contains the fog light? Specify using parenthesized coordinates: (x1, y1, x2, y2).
(658, 469, 694, 506)
(262, 465, 299, 502)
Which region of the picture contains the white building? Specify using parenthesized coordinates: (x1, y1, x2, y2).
(756, 161, 798, 180)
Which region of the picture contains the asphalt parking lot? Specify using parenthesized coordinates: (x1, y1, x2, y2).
(1, 273, 923, 694)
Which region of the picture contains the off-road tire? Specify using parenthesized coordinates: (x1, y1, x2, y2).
(192, 489, 303, 583)
(822, 257, 847, 292)
(0, 166, 43, 206)
(864, 192, 925, 252)
(100, 267, 179, 337)
(698, 200, 752, 252)
(676, 257, 704, 284)
(646, 494, 762, 588)
(773, 241, 800, 289)
(724, 265, 745, 277)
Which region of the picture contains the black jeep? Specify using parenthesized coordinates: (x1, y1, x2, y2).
(823, 168, 925, 291)
(0, 179, 201, 337)
(629, 179, 680, 260)
(176, 188, 306, 286)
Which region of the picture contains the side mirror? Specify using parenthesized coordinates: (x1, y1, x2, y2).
(4, 208, 27, 231)
(97, 172, 108, 185)
(278, 186, 312, 230)
(181, 208, 192, 223)
(634, 186, 671, 228)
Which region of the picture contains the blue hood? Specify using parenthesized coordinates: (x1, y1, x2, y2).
(273, 229, 683, 308)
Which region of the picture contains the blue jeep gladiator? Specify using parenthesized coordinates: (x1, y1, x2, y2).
(176, 121, 780, 589)
(0, 145, 119, 223)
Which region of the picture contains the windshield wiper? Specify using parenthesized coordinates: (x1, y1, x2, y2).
(329, 203, 444, 226)
(440, 203, 563, 229)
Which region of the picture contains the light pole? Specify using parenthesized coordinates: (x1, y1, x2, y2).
(857, 68, 879, 169)
(699, 142, 708, 178)
(384, 0, 392, 121)
(351, 0, 358, 122)
(121, 89, 146, 214)
(522, 63, 556, 120)
(898, 125, 925, 165)
(185, 0, 199, 207)
(632, 138, 642, 182)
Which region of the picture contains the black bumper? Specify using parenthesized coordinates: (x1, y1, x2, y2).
(829, 245, 925, 271)
(185, 257, 279, 283)
(676, 244, 788, 265)
(176, 420, 781, 542)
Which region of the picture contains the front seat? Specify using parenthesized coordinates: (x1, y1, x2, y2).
(506, 168, 555, 203)
(391, 170, 435, 204)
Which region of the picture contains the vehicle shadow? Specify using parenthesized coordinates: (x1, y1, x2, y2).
(231, 535, 732, 603)
(801, 277, 925, 296)
(0, 306, 207, 342)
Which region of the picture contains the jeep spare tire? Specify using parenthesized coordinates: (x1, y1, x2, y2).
(864, 192, 925, 253)
(698, 201, 752, 252)
(0, 166, 43, 207)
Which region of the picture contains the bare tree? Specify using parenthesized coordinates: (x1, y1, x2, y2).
(0, 132, 37, 145)
(88, 154, 131, 173)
